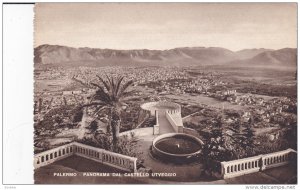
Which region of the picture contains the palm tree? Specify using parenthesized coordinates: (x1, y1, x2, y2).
(82, 75, 134, 148)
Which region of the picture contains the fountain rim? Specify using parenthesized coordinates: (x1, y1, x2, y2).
(152, 133, 204, 157)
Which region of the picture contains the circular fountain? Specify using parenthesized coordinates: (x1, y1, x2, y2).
(151, 133, 204, 164)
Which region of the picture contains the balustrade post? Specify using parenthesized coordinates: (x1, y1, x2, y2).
(72, 144, 76, 155)
(34, 157, 40, 168)
(133, 159, 137, 173)
(99, 150, 103, 162)
(260, 155, 266, 171)
(221, 162, 226, 178)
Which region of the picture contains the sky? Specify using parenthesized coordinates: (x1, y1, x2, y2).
(34, 3, 297, 51)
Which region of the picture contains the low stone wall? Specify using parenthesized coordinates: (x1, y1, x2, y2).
(34, 143, 74, 169)
(166, 112, 182, 133)
(141, 101, 182, 134)
(34, 142, 137, 172)
(166, 109, 181, 115)
(140, 102, 159, 116)
(182, 127, 200, 138)
(118, 127, 155, 138)
(155, 101, 181, 111)
(73, 142, 137, 172)
(140, 101, 181, 116)
(220, 148, 296, 179)
(164, 102, 182, 133)
(261, 149, 297, 170)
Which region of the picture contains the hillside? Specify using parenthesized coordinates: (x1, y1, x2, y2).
(249, 48, 297, 66)
(34, 44, 297, 67)
(230, 48, 297, 67)
(236, 48, 273, 59)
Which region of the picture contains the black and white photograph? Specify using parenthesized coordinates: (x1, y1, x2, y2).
(3, 2, 299, 186)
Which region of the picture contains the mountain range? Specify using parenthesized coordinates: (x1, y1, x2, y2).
(34, 44, 297, 67)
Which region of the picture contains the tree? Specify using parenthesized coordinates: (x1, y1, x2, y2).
(82, 75, 134, 149)
(241, 117, 255, 156)
(89, 120, 98, 133)
(63, 96, 68, 105)
(78, 133, 142, 159)
(284, 121, 297, 150)
(228, 118, 246, 158)
(228, 117, 256, 158)
(202, 116, 233, 175)
(72, 106, 84, 123)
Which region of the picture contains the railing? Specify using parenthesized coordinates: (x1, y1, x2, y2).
(34, 143, 75, 169)
(140, 101, 182, 135)
(140, 102, 159, 116)
(34, 142, 137, 172)
(72, 142, 137, 172)
(221, 155, 262, 179)
(153, 110, 160, 135)
(165, 111, 182, 132)
(140, 101, 181, 116)
(165, 111, 177, 132)
(166, 109, 181, 114)
(221, 148, 296, 179)
(261, 148, 296, 170)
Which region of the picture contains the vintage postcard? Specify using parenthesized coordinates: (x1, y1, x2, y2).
(33, 3, 297, 184)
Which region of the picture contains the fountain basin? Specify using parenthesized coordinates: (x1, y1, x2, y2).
(151, 133, 204, 164)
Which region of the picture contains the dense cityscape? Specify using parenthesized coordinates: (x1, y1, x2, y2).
(34, 65, 297, 161)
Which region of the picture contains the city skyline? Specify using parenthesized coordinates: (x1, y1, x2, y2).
(34, 3, 297, 51)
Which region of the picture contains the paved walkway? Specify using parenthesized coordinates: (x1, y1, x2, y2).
(157, 110, 176, 134)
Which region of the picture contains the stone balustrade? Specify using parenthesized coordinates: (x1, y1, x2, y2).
(140, 101, 182, 134)
(157, 101, 181, 112)
(221, 148, 296, 179)
(34, 143, 75, 169)
(165, 111, 183, 133)
(72, 142, 137, 172)
(221, 155, 262, 179)
(166, 109, 181, 115)
(34, 142, 137, 172)
(140, 102, 159, 116)
(261, 148, 296, 170)
(165, 111, 178, 132)
(140, 101, 181, 116)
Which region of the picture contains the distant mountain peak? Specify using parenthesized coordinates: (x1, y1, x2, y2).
(34, 44, 296, 68)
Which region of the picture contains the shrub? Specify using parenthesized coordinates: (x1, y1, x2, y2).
(77, 134, 142, 159)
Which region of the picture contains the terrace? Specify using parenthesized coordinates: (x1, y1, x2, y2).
(34, 100, 297, 184)
(35, 153, 296, 184)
